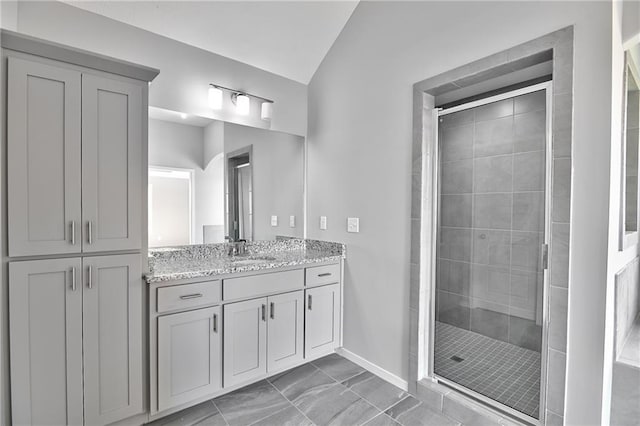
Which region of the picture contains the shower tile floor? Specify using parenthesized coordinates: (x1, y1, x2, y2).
(435, 321, 541, 419)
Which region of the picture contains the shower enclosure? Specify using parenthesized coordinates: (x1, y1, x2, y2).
(431, 82, 551, 422)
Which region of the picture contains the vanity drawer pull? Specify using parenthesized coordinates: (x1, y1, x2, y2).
(261, 304, 266, 321)
(308, 294, 313, 310)
(213, 313, 218, 333)
(318, 273, 332, 277)
(179, 293, 203, 300)
(270, 302, 275, 319)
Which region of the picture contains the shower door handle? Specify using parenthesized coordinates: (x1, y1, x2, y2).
(541, 244, 549, 270)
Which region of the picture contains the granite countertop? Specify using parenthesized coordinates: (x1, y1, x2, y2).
(145, 238, 345, 284)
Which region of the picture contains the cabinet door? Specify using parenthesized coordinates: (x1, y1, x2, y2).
(267, 291, 304, 372)
(7, 57, 81, 257)
(9, 258, 83, 425)
(82, 74, 142, 252)
(223, 298, 267, 387)
(83, 254, 143, 425)
(305, 284, 341, 359)
(157, 306, 222, 411)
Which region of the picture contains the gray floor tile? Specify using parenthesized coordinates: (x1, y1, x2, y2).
(147, 401, 225, 426)
(385, 396, 460, 426)
(269, 363, 336, 403)
(312, 353, 365, 382)
(342, 371, 408, 411)
(214, 380, 290, 426)
(363, 413, 401, 426)
(296, 382, 380, 426)
(250, 405, 313, 426)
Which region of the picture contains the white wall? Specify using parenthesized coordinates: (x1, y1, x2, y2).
(11, 1, 307, 136)
(224, 122, 305, 240)
(307, 1, 612, 423)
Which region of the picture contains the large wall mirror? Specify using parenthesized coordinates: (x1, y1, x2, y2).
(621, 48, 640, 250)
(148, 107, 304, 247)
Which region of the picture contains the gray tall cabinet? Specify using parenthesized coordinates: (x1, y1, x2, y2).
(2, 30, 158, 426)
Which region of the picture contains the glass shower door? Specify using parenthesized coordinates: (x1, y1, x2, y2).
(433, 84, 550, 421)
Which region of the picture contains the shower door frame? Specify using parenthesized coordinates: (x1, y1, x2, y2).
(426, 81, 553, 425)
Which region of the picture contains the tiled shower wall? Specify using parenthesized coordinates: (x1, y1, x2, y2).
(436, 91, 546, 352)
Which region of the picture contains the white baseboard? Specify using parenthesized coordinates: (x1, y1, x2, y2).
(335, 347, 409, 391)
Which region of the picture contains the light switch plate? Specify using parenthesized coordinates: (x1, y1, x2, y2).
(347, 217, 360, 233)
(320, 216, 327, 230)
(271, 215, 278, 226)
(289, 215, 296, 227)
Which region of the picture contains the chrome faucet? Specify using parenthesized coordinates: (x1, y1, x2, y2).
(225, 237, 247, 256)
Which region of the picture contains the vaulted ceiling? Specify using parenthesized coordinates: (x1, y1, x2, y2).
(61, 0, 359, 84)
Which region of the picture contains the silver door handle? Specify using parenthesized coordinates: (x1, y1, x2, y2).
(70, 221, 76, 245)
(87, 265, 93, 289)
(541, 244, 549, 270)
(270, 302, 275, 319)
(179, 293, 203, 300)
(308, 295, 312, 310)
(213, 314, 218, 333)
(261, 304, 266, 321)
(71, 267, 76, 291)
(87, 221, 93, 245)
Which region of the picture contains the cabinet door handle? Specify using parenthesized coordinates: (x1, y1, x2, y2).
(213, 313, 218, 333)
(71, 267, 76, 291)
(270, 302, 275, 319)
(70, 221, 76, 245)
(87, 265, 93, 289)
(261, 304, 266, 321)
(87, 221, 93, 245)
(318, 273, 332, 277)
(179, 293, 203, 300)
(308, 295, 313, 310)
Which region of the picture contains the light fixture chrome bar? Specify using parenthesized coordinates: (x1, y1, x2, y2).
(209, 83, 274, 104)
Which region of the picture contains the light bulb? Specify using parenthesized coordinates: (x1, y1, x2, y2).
(261, 102, 273, 120)
(208, 86, 223, 110)
(236, 94, 250, 115)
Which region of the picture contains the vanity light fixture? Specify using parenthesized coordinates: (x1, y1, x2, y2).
(208, 85, 223, 109)
(233, 93, 251, 116)
(261, 101, 273, 120)
(208, 83, 274, 119)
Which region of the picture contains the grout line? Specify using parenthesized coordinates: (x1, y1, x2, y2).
(264, 369, 317, 426)
(210, 399, 230, 426)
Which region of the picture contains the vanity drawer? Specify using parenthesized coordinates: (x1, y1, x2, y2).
(305, 263, 341, 287)
(223, 269, 304, 301)
(157, 280, 222, 313)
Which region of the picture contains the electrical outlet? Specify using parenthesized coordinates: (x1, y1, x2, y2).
(320, 216, 327, 230)
(347, 217, 360, 233)
(289, 215, 296, 227)
(271, 215, 278, 227)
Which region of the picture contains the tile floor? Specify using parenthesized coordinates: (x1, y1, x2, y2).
(434, 321, 541, 418)
(149, 353, 461, 426)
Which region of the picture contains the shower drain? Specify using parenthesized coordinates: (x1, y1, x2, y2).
(450, 355, 464, 363)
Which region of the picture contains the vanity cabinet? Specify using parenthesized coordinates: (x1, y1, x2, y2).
(223, 297, 268, 387)
(9, 254, 142, 426)
(7, 56, 142, 257)
(223, 290, 305, 387)
(305, 283, 341, 359)
(157, 306, 222, 411)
